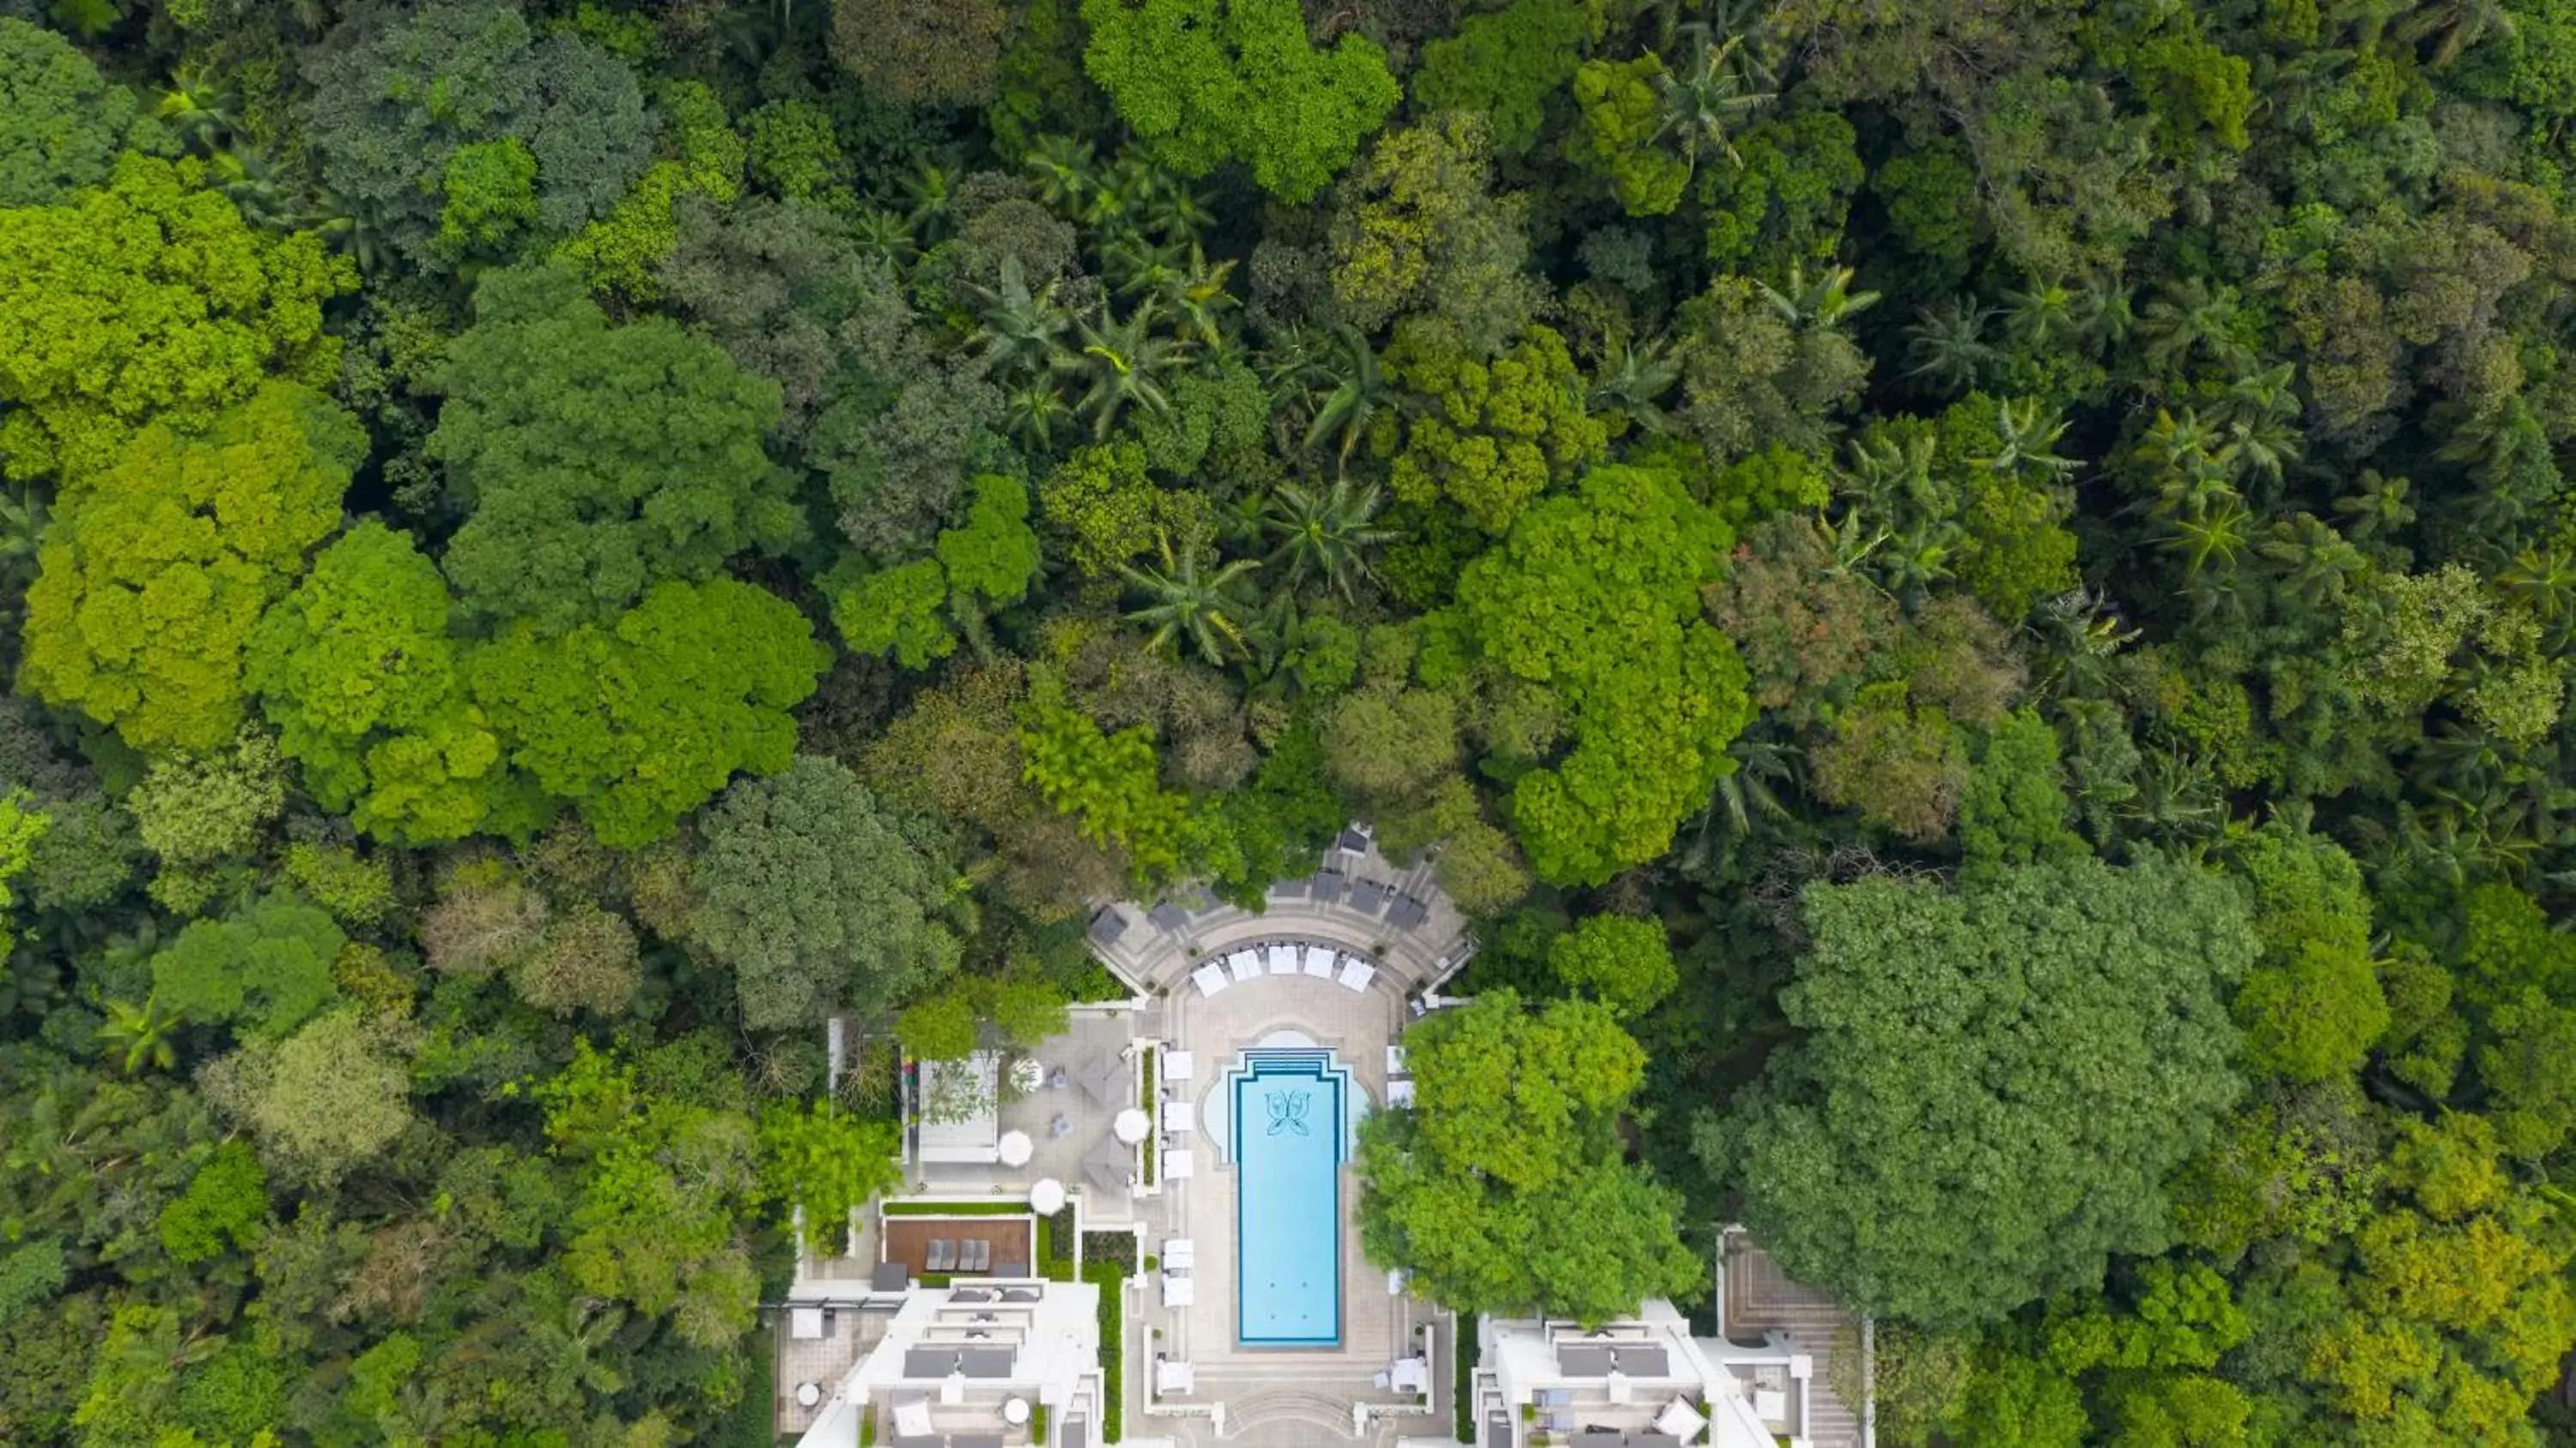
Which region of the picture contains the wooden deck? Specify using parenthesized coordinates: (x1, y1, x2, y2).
(881, 1215, 1036, 1279)
(1720, 1235, 1865, 1447)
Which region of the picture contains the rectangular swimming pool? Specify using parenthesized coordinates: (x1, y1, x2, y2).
(1234, 1056, 1343, 1347)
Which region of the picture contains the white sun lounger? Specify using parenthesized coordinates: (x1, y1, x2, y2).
(1302, 944, 1338, 978)
(1266, 943, 1301, 975)
(1338, 958, 1376, 992)
(1227, 950, 1264, 984)
(1191, 964, 1230, 997)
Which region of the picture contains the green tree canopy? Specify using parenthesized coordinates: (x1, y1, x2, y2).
(1383, 324, 1606, 533)
(0, 17, 155, 209)
(1409, 0, 1593, 157)
(537, 1037, 762, 1349)
(1080, 0, 1400, 203)
(832, 473, 1042, 669)
(149, 891, 346, 1043)
(466, 578, 829, 847)
(299, 0, 654, 266)
(246, 520, 530, 846)
(1406, 989, 1644, 1190)
(0, 155, 352, 481)
(429, 262, 805, 631)
(689, 756, 964, 1034)
(1358, 991, 1698, 1322)
(1708, 856, 2255, 1329)
(1452, 463, 1754, 884)
(2224, 818, 2390, 1086)
(1329, 115, 1547, 353)
(215, 1006, 412, 1184)
(21, 383, 365, 753)
(1548, 914, 1680, 1019)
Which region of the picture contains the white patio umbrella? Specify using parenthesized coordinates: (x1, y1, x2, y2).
(998, 1129, 1033, 1167)
(1029, 1177, 1066, 1215)
(1113, 1107, 1151, 1144)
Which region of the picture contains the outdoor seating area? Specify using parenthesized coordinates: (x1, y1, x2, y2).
(1189, 938, 1378, 997)
(879, 1216, 1035, 1281)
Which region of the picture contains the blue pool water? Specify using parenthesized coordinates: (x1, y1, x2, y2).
(1233, 1052, 1344, 1348)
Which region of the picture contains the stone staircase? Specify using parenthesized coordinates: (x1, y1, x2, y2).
(1220, 1383, 1356, 1436)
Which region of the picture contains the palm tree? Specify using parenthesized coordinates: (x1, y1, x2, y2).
(2399, 0, 2517, 65)
(898, 161, 960, 244)
(1000, 381, 1075, 453)
(1650, 25, 1776, 174)
(1904, 298, 2000, 394)
(2131, 406, 2225, 481)
(2330, 468, 2415, 550)
(1105, 241, 1239, 350)
(2139, 277, 2252, 376)
(1122, 155, 1218, 242)
(2497, 540, 2576, 649)
(155, 64, 240, 152)
(1257, 323, 1336, 415)
(2119, 751, 2227, 843)
(848, 206, 921, 270)
(1023, 133, 1101, 216)
(208, 142, 301, 231)
(2218, 364, 2306, 489)
(2161, 492, 2254, 584)
(968, 255, 1079, 384)
(306, 189, 397, 275)
(2256, 514, 2366, 611)
(1119, 534, 1261, 665)
(1589, 336, 1683, 435)
(1973, 398, 2080, 478)
(1103, 229, 1188, 300)
(1758, 262, 1880, 329)
(1303, 327, 1391, 463)
(2023, 587, 2138, 699)
(2002, 275, 2083, 349)
(1063, 299, 1192, 440)
(1676, 731, 1800, 876)
(1263, 478, 1396, 599)
(100, 995, 182, 1076)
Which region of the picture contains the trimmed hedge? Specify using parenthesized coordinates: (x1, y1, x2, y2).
(1084, 1258, 1126, 1443)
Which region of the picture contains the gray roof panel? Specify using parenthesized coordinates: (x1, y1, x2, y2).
(1556, 1344, 1615, 1377)
(1614, 1346, 1670, 1378)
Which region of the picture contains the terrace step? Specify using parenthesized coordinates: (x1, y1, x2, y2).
(1220, 1384, 1357, 1437)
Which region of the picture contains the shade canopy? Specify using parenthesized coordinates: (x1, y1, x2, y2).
(1113, 1108, 1151, 1144)
(1073, 1045, 1129, 1108)
(998, 1129, 1033, 1166)
(1030, 1177, 1066, 1215)
(1082, 1134, 1134, 1193)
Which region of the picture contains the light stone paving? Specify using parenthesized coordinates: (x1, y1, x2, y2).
(1127, 898, 1460, 1445)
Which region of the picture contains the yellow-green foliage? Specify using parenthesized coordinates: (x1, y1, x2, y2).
(22, 383, 365, 752)
(0, 155, 352, 480)
(1384, 325, 1607, 534)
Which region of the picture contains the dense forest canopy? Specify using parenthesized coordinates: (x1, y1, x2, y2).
(4, 0, 2576, 1444)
